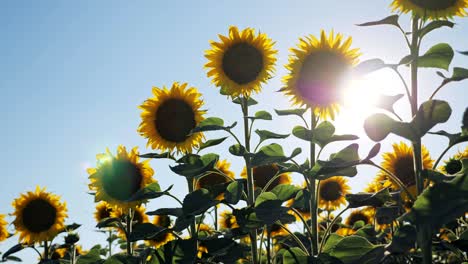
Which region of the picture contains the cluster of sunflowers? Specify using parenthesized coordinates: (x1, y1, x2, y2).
(2, 1, 468, 263)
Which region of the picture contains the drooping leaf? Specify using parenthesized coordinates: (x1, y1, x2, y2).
(198, 137, 228, 151)
(345, 188, 398, 208)
(224, 180, 244, 204)
(418, 20, 455, 39)
(312, 144, 360, 179)
(292, 125, 313, 141)
(182, 188, 218, 215)
(191, 117, 237, 133)
(353, 58, 387, 76)
(250, 143, 288, 167)
(146, 208, 183, 217)
(229, 144, 247, 157)
(139, 152, 175, 160)
(275, 108, 307, 117)
(255, 199, 288, 225)
(1, 244, 25, 262)
(232, 96, 258, 106)
(126, 182, 166, 202)
(96, 218, 121, 229)
(255, 129, 289, 144)
(323, 235, 384, 264)
(270, 184, 301, 201)
(128, 223, 167, 242)
(357, 15, 399, 27)
(170, 153, 219, 178)
(249, 110, 272, 120)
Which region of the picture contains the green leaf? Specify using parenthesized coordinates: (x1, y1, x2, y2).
(233, 208, 264, 229)
(421, 169, 453, 183)
(232, 97, 258, 106)
(353, 59, 387, 76)
(146, 208, 183, 217)
(103, 254, 140, 264)
(313, 121, 335, 146)
(459, 50, 468, 56)
(356, 15, 399, 27)
(412, 100, 452, 136)
(364, 113, 416, 142)
(139, 152, 175, 160)
(224, 180, 244, 204)
(251, 143, 288, 167)
(126, 182, 165, 202)
(399, 159, 468, 230)
(255, 199, 288, 225)
(170, 153, 219, 178)
(417, 43, 454, 70)
(249, 110, 272, 120)
(419, 20, 455, 39)
(192, 117, 237, 133)
(270, 184, 301, 201)
(345, 188, 397, 208)
(292, 125, 312, 141)
(275, 108, 307, 117)
(229, 144, 247, 156)
(364, 143, 381, 160)
(96, 217, 121, 229)
(182, 188, 218, 215)
(282, 247, 309, 264)
(375, 94, 404, 114)
(312, 144, 361, 179)
(76, 245, 103, 264)
(1, 244, 25, 262)
(375, 206, 399, 225)
(323, 235, 384, 264)
(442, 67, 468, 85)
(254, 192, 278, 206)
(128, 223, 167, 242)
(255, 129, 289, 144)
(430, 130, 468, 146)
(198, 137, 228, 151)
(387, 225, 417, 253)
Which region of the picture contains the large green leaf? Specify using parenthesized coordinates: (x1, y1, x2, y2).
(128, 223, 167, 242)
(345, 188, 397, 208)
(418, 20, 454, 39)
(275, 108, 307, 117)
(198, 137, 228, 151)
(399, 159, 468, 230)
(255, 129, 289, 144)
(323, 235, 384, 264)
(170, 153, 219, 178)
(282, 247, 309, 264)
(76, 245, 104, 264)
(126, 182, 166, 202)
(292, 125, 313, 141)
(182, 188, 218, 215)
(353, 58, 387, 76)
(386, 225, 417, 253)
(250, 143, 298, 167)
(270, 184, 301, 201)
(191, 117, 237, 133)
(249, 110, 272, 120)
(224, 180, 244, 204)
(417, 43, 454, 70)
(172, 238, 197, 264)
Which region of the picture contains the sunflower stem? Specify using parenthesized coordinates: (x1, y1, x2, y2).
(186, 177, 199, 253)
(309, 109, 319, 256)
(319, 206, 348, 253)
(266, 230, 272, 264)
(43, 240, 49, 260)
(126, 208, 134, 256)
(411, 16, 432, 264)
(214, 206, 218, 231)
(241, 96, 259, 264)
(108, 230, 113, 257)
(70, 244, 76, 264)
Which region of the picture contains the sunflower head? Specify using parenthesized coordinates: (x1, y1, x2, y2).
(88, 145, 155, 210)
(94, 202, 113, 224)
(12, 186, 67, 244)
(153, 215, 171, 228)
(376, 142, 433, 192)
(138, 82, 205, 153)
(318, 176, 351, 211)
(282, 30, 360, 120)
(345, 209, 373, 227)
(205, 26, 277, 97)
(391, 0, 468, 19)
(240, 164, 291, 192)
(219, 210, 239, 229)
(0, 214, 9, 242)
(440, 146, 468, 175)
(195, 160, 235, 198)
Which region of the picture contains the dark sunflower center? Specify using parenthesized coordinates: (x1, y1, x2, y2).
(222, 42, 264, 85)
(393, 156, 416, 187)
(348, 213, 369, 226)
(319, 181, 342, 201)
(155, 99, 196, 143)
(297, 51, 349, 106)
(101, 159, 143, 201)
(198, 173, 228, 189)
(155, 215, 171, 228)
(22, 198, 57, 233)
(253, 164, 280, 191)
(409, 0, 457, 10)
(445, 159, 463, 175)
(98, 207, 112, 220)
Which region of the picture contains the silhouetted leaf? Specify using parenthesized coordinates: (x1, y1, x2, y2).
(292, 126, 313, 141)
(417, 43, 454, 70)
(357, 15, 399, 27)
(128, 223, 167, 242)
(419, 20, 455, 39)
(323, 235, 384, 264)
(275, 108, 307, 117)
(353, 59, 387, 76)
(387, 225, 417, 253)
(224, 180, 244, 205)
(183, 188, 218, 215)
(198, 137, 228, 151)
(255, 129, 289, 144)
(249, 110, 272, 120)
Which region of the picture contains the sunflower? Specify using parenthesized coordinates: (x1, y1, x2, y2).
(88, 145, 155, 210)
(282, 30, 360, 120)
(0, 214, 8, 242)
(266, 223, 289, 237)
(205, 26, 277, 97)
(138, 82, 205, 153)
(345, 209, 373, 227)
(440, 146, 468, 175)
(390, 0, 468, 19)
(318, 177, 351, 211)
(94, 202, 113, 224)
(219, 210, 239, 229)
(240, 164, 291, 192)
(12, 186, 67, 244)
(146, 216, 175, 249)
(374, 142, 433, 198)
(195, 159, 235, 199)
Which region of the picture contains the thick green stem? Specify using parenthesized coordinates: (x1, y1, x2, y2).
(108, 230, 113, 257)
(214, 206, 218, 231)
(70, 244, 76, 264)
(411, 16, 431, 264)
(241, 96, 258, 264)
(309, 110, 318, 255)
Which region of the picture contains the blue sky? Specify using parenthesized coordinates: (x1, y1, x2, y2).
(1, 1, 467, 262)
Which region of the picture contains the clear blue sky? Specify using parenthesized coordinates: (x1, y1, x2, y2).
(1, 1, 467, 262)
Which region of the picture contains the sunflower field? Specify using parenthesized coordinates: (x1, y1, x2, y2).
(1, 1, 468, 264)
